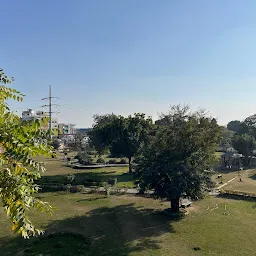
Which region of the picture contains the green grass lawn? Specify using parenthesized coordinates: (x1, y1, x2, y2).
(223, 169, 256, 194)
(37, 154, 136, 188)
(212, 169, 238, 185)
(0, 193, 256, 256)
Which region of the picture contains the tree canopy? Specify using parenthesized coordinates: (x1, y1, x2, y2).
(217, 126, 234, 150)
(136, 105, 221, 212)
(227, 120, 242, 133)
(0, 68, 54, 238)
(89, 113, 154, 172)
(232, 134, 256, 166)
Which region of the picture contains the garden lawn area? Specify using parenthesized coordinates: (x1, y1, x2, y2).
(212, 169, 238, 185)
(37, 154, 136, 188)
(223, 169, 256, 194)
(0, 193, 256, 256)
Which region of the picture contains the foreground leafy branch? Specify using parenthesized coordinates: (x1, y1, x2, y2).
(0, 68, 55, 238)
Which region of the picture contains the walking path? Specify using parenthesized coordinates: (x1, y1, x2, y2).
(216, 176, 237, 190)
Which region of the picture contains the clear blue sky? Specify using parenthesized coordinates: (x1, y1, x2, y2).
(2, 0, 256, 127)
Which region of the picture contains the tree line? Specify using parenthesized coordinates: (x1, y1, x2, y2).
(220, 117, 256, 166)
(2, 67, 243, 236)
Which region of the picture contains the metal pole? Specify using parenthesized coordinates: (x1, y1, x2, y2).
(49, 85, 52, 138)
(41, 85, 59, 139)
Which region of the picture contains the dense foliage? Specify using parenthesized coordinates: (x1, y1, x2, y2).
(232, 134, 256, 166)
(75, 151, 93, 165)
(89, 113, 154, 172)
(137, 105, 221, 212)
(0, 69, 54, 238)
(227, 120, 242, 133)
(51, 138, 61, 150)
(217, 126, 234, 150)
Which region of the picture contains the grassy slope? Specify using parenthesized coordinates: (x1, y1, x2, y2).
(1, 153, 251, 255)
(0, 193, 256, 256)
(213, 152, 256, 193)
(224, 169, 256, 193)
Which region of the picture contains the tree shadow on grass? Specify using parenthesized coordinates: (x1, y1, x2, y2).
(0, 203, 176, 256)
(76, 196, 105, 202)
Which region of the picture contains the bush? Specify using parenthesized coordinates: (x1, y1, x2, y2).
(107, 159, 118, 164)
(65, 184, 72, 193)
(96, 157, 105, 164)
(75, 151, 93, 165)
(70, 186, 80, 193)
(77, 185, 85, 192)
(119, 158, 128, 164)
(65, 174, 75, 184)
(108, 178, 117, 186)
(220, 189, 256, 199)
(51, 138, 61, 150)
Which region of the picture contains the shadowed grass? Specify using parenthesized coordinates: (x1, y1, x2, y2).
(1, 193, 256, 255)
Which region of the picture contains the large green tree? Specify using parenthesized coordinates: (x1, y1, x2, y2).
(89, 114, 118, 155)
(0, 69, 54, 238)
(136, 105, 220, 212)
(232, 134, 256, 166)
(217, 126, 234, 150)
(227, 120, 242, 133)
(89, 113, 153, 172)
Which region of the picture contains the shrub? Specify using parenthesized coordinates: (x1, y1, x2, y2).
(119, 158, 128, 164)
(65, 184, 72, 193)
(107, 159, 117, 164)
(70, 186, 80, 193)
(77, 185, 85, 192)
(96, 157, 105, 164)
(51, 138, 61, 150)
(75, 151, 93, 165)
(108, 178, 117, 186)
(65, 174, 75, 184)
(103, 184, 111, 197)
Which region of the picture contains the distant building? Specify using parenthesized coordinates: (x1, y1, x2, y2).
(21, 109, 39, 121)
(58, 123, 76, 135)
(21, 109, 58, 134)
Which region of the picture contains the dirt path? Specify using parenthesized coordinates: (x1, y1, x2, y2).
(217, 176, 237, 190)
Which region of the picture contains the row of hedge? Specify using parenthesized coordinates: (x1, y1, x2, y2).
(40, 183, 91, 193)
(74, 151, 129, 165)
(39, 177, 118, 188)
(39, 183, 132, 195)
(220, 189, 256, 200)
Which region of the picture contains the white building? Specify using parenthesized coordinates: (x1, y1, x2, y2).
(21, 109, 37, 121)
(21, 109, 58, 133)
(58, 123, 76, 135)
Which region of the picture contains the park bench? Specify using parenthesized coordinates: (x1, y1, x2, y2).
(180, 199, 192, 208)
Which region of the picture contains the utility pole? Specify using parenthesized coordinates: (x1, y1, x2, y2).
(42, 85, 59, 138)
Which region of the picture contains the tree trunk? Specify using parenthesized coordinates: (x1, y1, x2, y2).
(170, 198, 180, 213)
(245, 156, 250, 167)
(248, 153, 253, 167)
(128, 157, 132, 173)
